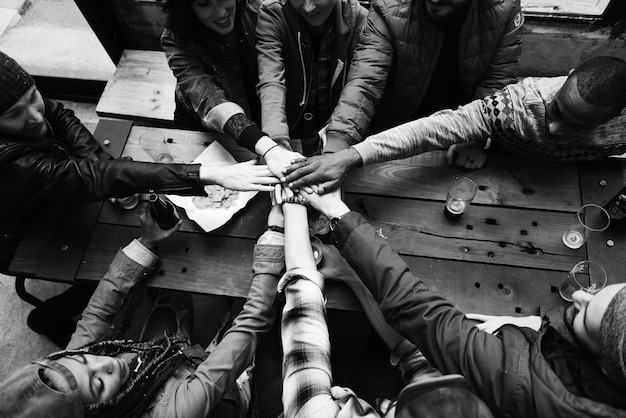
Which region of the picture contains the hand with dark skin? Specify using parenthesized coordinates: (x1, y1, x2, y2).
(282, 148, 363, 194)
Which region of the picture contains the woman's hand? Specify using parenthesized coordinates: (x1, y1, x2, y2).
(299, 188, 350, 220)
(199, 160, 279, 191)
(282, 148, 362, 193)
(138, 209, 181, 250)
(446, 141, 488, 169)
(465, 313, 541, 334)
(264, 145, 305, 181)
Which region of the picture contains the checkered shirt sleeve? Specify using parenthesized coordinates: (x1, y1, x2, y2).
(281, 277, 335, 417)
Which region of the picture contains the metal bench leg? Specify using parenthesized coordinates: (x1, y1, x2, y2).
(15, 276, 43, 307)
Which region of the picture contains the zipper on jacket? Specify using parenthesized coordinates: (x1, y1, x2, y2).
(298, 31, 307, 107)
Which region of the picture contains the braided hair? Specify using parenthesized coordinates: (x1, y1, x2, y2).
(47, 335, 189, 418)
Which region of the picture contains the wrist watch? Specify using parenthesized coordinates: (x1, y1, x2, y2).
(329, 215, 343, 232)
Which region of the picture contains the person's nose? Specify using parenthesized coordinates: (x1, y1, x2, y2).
(572, 289, 593, 310)
(25, 105, 43, 124)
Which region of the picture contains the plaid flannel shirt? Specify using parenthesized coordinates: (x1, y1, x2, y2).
(280, 271, 384, 417)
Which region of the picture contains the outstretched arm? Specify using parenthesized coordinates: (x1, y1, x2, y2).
(279, 188, 340, 417)
(163, 201, 285, 418)
(68, 211, 180, 349)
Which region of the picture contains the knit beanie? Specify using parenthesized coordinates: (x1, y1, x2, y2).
(599, 286, 626, 386)
(0, 51, 35, 116)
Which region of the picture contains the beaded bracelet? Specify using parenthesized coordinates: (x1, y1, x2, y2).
(282, 196, 308, 206)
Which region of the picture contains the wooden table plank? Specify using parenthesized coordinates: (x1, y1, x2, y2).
(345, 193, 583, 271)
(97, 194, 270, 240)
(122, 126, 257, 164)
(579, 159, 626, 284)
(77, 224, 361, 311)
(402, 255, 568, 316)
(96, 50, 176, 126)
(345, 151, 580, 211)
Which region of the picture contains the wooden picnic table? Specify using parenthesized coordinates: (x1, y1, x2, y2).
(9, 119, 626, 315)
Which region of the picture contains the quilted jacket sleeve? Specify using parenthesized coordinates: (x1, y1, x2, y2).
(473, 0, 523, 99)
(324, 0, 395, 152)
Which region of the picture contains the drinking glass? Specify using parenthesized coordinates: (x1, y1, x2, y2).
(561, 204, 610, 249)
(559, 260, 607, 302)
(444, 176, 477, 220)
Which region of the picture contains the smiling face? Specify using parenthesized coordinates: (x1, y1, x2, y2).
(564, 283, 626, 356)
(56, 353, 130, 405)
(423, 0, 471, 26)
(191, 0, 237, 35)
(0, 85, 46, 138)
(290, 0, 336, 30)
(545, 75, 615, 139)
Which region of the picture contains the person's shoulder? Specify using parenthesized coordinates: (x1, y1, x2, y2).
(372, 0, 412, 17)
(480, 0, 521, 20)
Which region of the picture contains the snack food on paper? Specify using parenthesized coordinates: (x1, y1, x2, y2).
(192, 186, 240, 210)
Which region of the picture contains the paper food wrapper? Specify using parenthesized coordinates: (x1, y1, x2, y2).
(167, 142, 258, 232)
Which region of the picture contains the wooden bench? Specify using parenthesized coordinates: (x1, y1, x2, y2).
(96, 49, 175, 126)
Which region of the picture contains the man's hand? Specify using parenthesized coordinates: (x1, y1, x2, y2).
(446, 141, 488, 169)
(138, 209, 181, 250)
(264, 145, 305, 181)
(282, 148, 362, 193)
(299, 188, 350, 220)
(200, 160, 279, 191)
(466, 313, 541, 334)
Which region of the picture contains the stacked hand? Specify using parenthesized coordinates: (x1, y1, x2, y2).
(281, 148, 362, 193)
(263, 145, 305, 181)
(200, 160, 280, 191)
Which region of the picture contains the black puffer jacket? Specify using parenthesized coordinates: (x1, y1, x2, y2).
(325, 0, 524, 152)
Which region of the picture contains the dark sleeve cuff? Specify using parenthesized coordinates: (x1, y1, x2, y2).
(331, 211, 368, 250)
(223, 113, 265, 152)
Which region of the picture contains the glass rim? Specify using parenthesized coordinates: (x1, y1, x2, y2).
(571, 260, 608, 291)
(448, 176, 477, 200)
(576, 203, 610, 232)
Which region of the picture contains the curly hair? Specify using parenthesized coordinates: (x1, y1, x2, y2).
(47, 335, 189, 418)
(573, 56, 626, 115)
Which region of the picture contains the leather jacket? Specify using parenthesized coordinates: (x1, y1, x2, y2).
(0, 98, 204, 238)
(332, 211, 626, 417)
